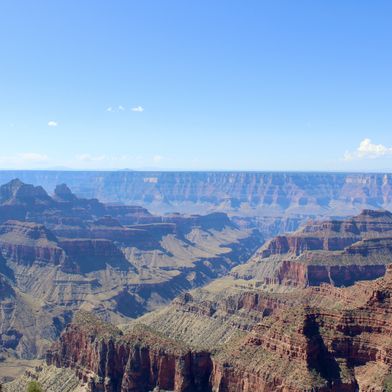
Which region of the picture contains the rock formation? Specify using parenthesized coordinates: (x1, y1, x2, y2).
(6, 177, 392, 390)
(231, 209, 392, 288)
(45, 266, 392, 391)
(47, 312, 212, 392)
(0, 179, 262, 363)
(1, 171, 392, 216)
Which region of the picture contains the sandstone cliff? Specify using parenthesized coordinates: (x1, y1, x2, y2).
(47, 312, 212, 392)
(231, 210, 392, 288)
(45, 266, 392, 391)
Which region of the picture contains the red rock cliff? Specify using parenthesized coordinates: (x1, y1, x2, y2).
(47, 312, 212, 392)
(47, 267, 392, 391)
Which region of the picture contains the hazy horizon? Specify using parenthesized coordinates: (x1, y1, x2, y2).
(1, 168, 392, 174)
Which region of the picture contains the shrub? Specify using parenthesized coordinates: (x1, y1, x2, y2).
(27, 381, 43, 392)
(384, 374, 392, 392)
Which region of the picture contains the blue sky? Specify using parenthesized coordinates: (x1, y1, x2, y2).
(1, 1, 392, 171)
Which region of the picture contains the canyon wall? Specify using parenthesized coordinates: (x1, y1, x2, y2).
(0, 171, 391, 216)
(0, 180, 263, 362)
(46, 312, 212, 392)
(45, 267, 392, 391)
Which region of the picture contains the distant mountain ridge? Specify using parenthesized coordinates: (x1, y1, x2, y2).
(0, 171, 391, 218)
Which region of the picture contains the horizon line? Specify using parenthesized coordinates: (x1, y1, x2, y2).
(0, 168, 391, 174)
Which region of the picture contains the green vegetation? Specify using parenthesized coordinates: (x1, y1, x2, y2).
(27, 381, 43, 392)
(384, 374, 392, 392)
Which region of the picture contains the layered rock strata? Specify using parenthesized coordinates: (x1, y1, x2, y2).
(232, 209, 392, 288)
(0, 179, 262, 361)
(46, 266, 392, 391)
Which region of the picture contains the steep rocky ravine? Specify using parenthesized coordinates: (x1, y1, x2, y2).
(0, 179, 262, 365)
(5, 178, 392, 390)
(26, 209, 392, 391)
(44, 265, 392, 391)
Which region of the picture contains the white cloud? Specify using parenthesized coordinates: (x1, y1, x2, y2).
(344, 138, 392, 161)
(106, 105, 126, 112)
(48, 120, 58, 127)
(131, 105, 144, 112)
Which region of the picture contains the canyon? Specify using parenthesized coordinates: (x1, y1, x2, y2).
(5, 206, 392, 391)
(0, 179, 261, 369)
(3, 175, 392, 391)
(39, 267, 392, 391)
(231, 209, 392, 287)
(0, 171, 392, 237)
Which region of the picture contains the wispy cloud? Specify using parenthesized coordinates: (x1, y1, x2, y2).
(48, 120, 58, 127)
(19, 152, 49, 162)
(106, 105, 129, 112)
(131, 105, 144, 112)
(344, 138, 392, 161)
(0, 152, 169, 169)
(0, 152, 49, 168)
(71, 154, 170, 169)
(75, 154, 141, 165)
(76, 154, 106, 162)
(106, 105, 144, 113)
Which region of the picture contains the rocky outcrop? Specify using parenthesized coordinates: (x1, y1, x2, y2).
(53, 183, 78, 203)
(47, 312, 212, 392)
(163, 212, 234, 232)
(59, 238, 132, 273)
(232, 210, 392, 288)
(209, 268, 392, 391)
(53, 224, 175, 249)
(0, 179, 53, 207)
(105, 205, 157, 225)
(232, 255, 389, 288)
(345, 236, 392, 256)
(249, 260, 387, 287)
(261, 210, 392, 258)
(0, 179, 105, 224)
(45, 267, 392, 391)
(0, 220, 66, 267)
(307, 263, 386, 286)
(0, 220, 136, 272)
